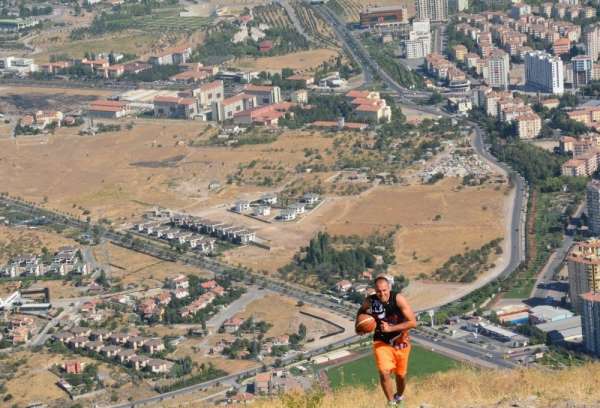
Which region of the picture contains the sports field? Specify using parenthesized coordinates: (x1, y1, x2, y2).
(326, 345, 459, 389)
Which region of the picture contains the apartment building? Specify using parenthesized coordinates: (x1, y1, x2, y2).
(453, 44, 468, 62)
(567, 240, 600, 313)
(448, 0, 468, 13)
(584, 24, 600, 61)
(562, 151, 599, 176)
(515, 113, 541, 139)
(153, 96, 197, 119)
(404, 19, 431, 59)
(416, 0, 448, 22)
(243, 84, 281, 106)
(588, 180, 600, 235)
(525, 51, 564, 94)
(580, 291, 600, 356)
(192, 80, 224, 108)
(212, 94, 257, 122)
(572, 55, 594, 88)
(485, 49, 510, 90)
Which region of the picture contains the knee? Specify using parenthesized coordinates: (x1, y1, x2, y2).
(379, 371, 393, 381)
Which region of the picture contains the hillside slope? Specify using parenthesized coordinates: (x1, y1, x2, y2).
(253, 363, 600, 407)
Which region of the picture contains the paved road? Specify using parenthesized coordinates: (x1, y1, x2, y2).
(471, 124, 527, 280)
(529, 203, 583, 301)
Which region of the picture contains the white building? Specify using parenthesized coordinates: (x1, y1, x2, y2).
(485, 50, 510, 90)
(0, 56, 36, 74)
(404, 20, 431, 59)
(584, 24, 600, 61)
(416, 0, 448, 21)
(525, 51, 564, 95)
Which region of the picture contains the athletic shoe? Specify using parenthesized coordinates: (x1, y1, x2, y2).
(393, 394, 405, 408)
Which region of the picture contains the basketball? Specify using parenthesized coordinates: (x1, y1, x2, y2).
(355, 313, 376, 334)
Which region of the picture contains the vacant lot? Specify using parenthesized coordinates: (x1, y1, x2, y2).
(223, 178, 507, 282)
(322, 179, 507, 279)
(0, 118, 336, 221)
(232, 48, 340, 72)
(0, 225, 76, 263)
(237, 293, 342, 340)
(93, 242, 212, 288)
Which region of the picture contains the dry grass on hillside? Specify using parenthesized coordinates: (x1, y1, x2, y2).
(252, 364, 600, 407)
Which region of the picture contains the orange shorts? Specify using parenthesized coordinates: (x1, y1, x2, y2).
(373, 340, 411, 376)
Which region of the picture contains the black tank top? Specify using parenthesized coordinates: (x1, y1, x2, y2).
(369, 291, 409, 345)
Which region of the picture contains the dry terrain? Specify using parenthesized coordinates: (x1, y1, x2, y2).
(0, 85, 113, 114)
(255, 363, 600, 408)
(92, 242, 212, 288)
(236, 293, 342, 339)
(221, 178, 507, 279)
(0, 225, 76, 264)
(0, 119, 338, 221)
(30, 31, 159, 64)
(232, 48, 340, 72)
(0, 350, 152, 408)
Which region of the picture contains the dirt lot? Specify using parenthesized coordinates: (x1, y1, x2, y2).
(236, 293, 341, 339)
(1, 350, 121, 407)
(93, 242, 212, 288)
(232, 48, 340, 72)
(0, 85, 113, 114)
(222, 178, 508, 280)
(322, 179, 507, 279)
(0, 225, 76, 264)
(0, 118, 336, 221)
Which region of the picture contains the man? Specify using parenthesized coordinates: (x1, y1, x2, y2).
(357, 275, 417, 407)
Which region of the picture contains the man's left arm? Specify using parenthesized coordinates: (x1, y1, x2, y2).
(382, 294, 417, 333)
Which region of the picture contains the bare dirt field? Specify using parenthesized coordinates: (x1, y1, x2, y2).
(322, 179, 507, 279)
(0, 85, 113, 114)
(2, 350, 113, 407)
(0, 225, 76, 263)
(0, 118, 336, 221)
(222, 178, 508, 282)
(236, 293, 342, 339)
(93, 242, 212, 288)
(232, 48, 340, 72)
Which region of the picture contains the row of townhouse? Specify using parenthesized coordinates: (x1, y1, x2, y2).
(171, 214, 256, 245)
(559, 133, 600, 176)
(425, 53, 468, 84)
(53, 329, 172, 373)
(476, 88, 542, 139)
(180, 292, 216, 318)
(567, 106, 600, 130)
(42, 45, 193, 80)
(133, 221, 216, 253)
(1, 247, 88, 278)
(539, 2, 596, 21)
(456, 10, 581, 54)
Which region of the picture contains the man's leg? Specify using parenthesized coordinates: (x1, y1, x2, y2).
(395, 373, 406, 397)
(379, 370, 395, 401)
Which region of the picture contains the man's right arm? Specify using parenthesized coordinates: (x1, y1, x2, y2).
(356, 296, 371, 317)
